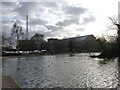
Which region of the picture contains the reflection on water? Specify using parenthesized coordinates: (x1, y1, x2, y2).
(2, 53, 119, 88)
(118, 58, 120, 89)
(99, 59, 115, 66)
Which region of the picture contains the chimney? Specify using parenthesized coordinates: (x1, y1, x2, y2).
(26, 14, 28, 40)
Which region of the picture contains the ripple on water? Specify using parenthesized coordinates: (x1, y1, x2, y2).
(2, 53, 119, 88)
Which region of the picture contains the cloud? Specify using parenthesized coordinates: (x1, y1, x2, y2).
(41, 2, 59, 8)
(2, 19, 10, 25)
(64, 6, 88, 16)
(2, 2, 17, 7)
(56, 14, 96, 27)
(46, 25, 62, 31)
(2, 2, 17, 17)
(2, 2, 96, 39)
(56, 16, 79, 27)
(16, 19, 25, 25)
(82, 15, 96, 24)
(56, 5, 94, 28)
(13, 2, 39, 18)
(2, 24, 12, 37)
(76, 28, 85, 31)
(29, 18, 47, 26)
(12, 2, 61, 19)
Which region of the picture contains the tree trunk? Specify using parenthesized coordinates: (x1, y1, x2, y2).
(117, 25, 120, 57)
(17, 34, 20, 55)
(118, 30, 120, 57)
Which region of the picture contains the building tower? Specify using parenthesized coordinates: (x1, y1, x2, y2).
(26, 14, 29, 40)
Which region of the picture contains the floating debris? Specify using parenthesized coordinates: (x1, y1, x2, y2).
(17, 68, 19, 70)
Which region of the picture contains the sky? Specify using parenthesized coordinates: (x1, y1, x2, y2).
(1, 0, 120, 40)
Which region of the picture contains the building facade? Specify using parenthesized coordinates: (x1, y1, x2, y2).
(47, 35, 99, 53)
(19, 33, 46, 51)
(19, 34, 98, 52)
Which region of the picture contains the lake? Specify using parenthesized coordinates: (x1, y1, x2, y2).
(2, 53, 120, 88)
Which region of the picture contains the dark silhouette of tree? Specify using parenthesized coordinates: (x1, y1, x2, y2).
(11, 23, 24, 54)
(108, 17, 120, 57)
(96, 37, 107, 52)
(2, 33, 7, 45)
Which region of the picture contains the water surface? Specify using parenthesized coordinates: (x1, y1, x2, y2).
(2, 53, 119, 88)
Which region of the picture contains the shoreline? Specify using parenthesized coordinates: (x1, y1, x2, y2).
(1, 52, 96, 58)
(2, 52, 118, 59)
(90, 54, 118, 59)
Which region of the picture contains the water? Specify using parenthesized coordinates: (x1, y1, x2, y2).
(2, 53, 119, 88)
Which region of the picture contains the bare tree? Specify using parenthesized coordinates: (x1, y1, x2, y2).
(11, 23, 24, 54)
(108, 17, 119, 30)
(108, 17, 120, 56)
(2, 32, 7, 46)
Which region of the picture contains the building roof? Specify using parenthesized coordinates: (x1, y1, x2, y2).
(31, 33, 44, 40)
(47, 35, 95, 42)
(64, 35, 95, 41)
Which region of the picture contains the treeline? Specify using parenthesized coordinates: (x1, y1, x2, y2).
(96, 35, 118, 58)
